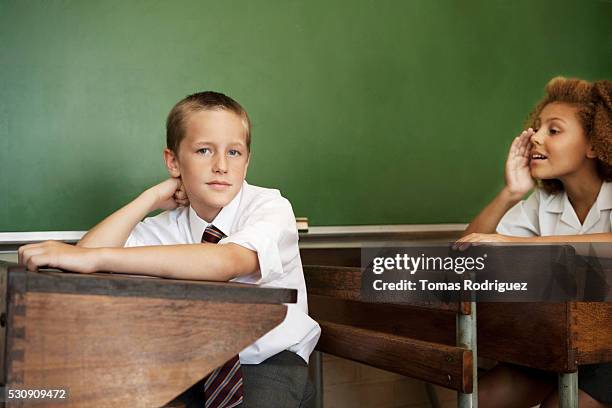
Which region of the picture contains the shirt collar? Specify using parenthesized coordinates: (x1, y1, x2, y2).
(596, 181, 612, 211)
(188, 182, 245, 242)
(543, 181, 612, 232)
(543, 181, 612, 213)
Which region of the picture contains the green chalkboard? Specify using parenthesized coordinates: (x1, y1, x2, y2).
(1, 0, 611, 231)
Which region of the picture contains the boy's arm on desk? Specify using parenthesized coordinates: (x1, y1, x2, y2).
(18, 241, 259, 281)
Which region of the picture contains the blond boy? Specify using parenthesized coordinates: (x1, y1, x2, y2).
(19, 91, 320, 408)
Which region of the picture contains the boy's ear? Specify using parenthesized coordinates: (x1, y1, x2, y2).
(163, 148, 181, 178)
(243, 152, 251, 178)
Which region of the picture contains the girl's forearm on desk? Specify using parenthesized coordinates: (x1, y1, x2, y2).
(521, 233, 612, 243)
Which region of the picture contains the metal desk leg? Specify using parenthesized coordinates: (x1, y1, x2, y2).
(457, 301, 477, 408)
(310, 351, 323, 408)
(559, 372, 578, 408)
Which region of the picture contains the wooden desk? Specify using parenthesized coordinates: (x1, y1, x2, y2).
(0, 261, 296, 407)
(300, 240, 612, 407)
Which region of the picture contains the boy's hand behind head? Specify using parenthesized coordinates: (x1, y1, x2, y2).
(146, 178, 190, 211)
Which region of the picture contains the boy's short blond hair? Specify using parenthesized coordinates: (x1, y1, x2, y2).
(166, 91, 252, 153)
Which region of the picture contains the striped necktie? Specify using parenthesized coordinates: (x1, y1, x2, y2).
(201, 225, 244, 408)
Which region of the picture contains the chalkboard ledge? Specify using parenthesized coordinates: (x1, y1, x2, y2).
(0, 224, 467, 250)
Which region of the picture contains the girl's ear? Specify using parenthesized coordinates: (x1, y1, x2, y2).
(164, 148, 181, 178)
(586, 143, 598, 159)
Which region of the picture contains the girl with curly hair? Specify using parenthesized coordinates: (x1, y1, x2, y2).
(457, 77, 612, 407)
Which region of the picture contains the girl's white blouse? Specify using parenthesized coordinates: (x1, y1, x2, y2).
(497, 182, 612, 237)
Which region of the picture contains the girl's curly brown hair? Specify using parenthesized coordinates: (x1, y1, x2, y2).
(526, 77, 612, 193)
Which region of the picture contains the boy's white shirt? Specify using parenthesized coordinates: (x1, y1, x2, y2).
(496, 181, 612, 236)
(125, 181, 321, 364)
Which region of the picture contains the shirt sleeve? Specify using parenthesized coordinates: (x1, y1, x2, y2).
(124, 216, 168, 247)
(221, 195, 298, 285)
(496, 191, 541, 237)
(124, 223, 149, 247)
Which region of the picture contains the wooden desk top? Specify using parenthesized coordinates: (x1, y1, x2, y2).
(4, 263, 297, 304)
